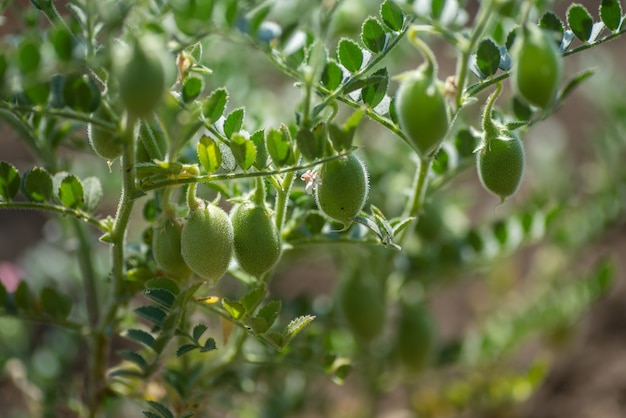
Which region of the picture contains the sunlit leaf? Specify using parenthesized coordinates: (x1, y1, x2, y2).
(230, 133, 256, 170)
(203, 88, 228, 123)
(197, 136, 222, 174)
(380, 0, 405, 31)
(58, 174, 84, 209)
(361, 17, 388, 53)
(224, 107, 245, 138)
(337, 38, 363, 73)
(600, 0, 622, 31)
(567, 4, 594, 42)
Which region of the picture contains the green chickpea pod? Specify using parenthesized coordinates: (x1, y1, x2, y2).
(476, 84, 525, 202)
(231, 180, 282, 278)
(314, 153, 369, 229)
(396, 31, 449, 159)
(511, 25, 563, 109)
(181, 198, 234, 284)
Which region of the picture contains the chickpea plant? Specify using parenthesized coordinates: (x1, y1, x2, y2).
(0, 0, 624, 416)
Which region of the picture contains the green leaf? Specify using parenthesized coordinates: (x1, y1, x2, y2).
(240, 287, 266, 312)
(512, 96, 533, 121)
(360, 67, 389, 108)
(192, 324, 208, 342)
(24, 81, 50, 105)
(203, 88, 229, 123)
(58, 174, 84, 209)
(18, 37, 41, 74)
(230, 133, 257, 170)
(247, 317, 270, 334)
(117, 350, 148, 371)
(431, 0, 446, 20)
(142, 412, 161, 418)
(22, 167, 53, 202)
(600, 0, 623, 31)
(143, 288, 175, 309)
(332, 363, 353, 385)
(328, 108, 364, 152)
(558, 69, 595, 103)
(40, 286, 72, 319)
(200, 337, 217, 352)
(147, 401, 174, 418)
(476, 38, 500, 77)
(257, 300, 281, 328)
(567, 4, 594, 42)
(539, 12, 565, 40)
(146, 278, 180, 295)
(266, 125, 294, 166)
(62, 74, 101, 113)
(250, 129, 269, 169)
(321, 60, 344, 90)
(125, 329, 156, 349)
(176, 344, 199, 357)
(361, 17, 388, 53)
(282, 315, 315, 347)
(265, 331, 283, 347)
(49, 25, 73, 61)
(182, 76, 205, 103)
(81, 177, 102, 212)
(454, 129, 479, 159)
(197, 136, 222, 174)
(296, 124, 327, 161)
(380, 0, 405, 31)
(13, 281, 36, 314)
(222, 298, 246, 319)
(337, 38, 363, 73)
(134, 305, 167, 326)
(0, 161, 21, 201)
(181, 412, 194, 418)
(224, 107, 245, 138)
(391, 217, 415, 237)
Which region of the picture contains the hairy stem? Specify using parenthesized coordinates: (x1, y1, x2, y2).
(89, 115, 138, 416)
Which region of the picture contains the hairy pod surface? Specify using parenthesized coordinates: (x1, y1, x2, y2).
(231, 202, 282, 278)
(152, 217, 192, 281)
(115, 36, 167, 117)
(88, 104, 122, 160)
(477, 130, 525, 202)
(314, 154, 369, 228)
(396, 69, 449, 158)
(181, 203, 234, 283)
(511, 26, 563, 109)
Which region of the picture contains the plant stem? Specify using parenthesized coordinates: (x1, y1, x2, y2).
(89, 115, 139, 417)
(399, 157, 433, 243)
(454, 0, 496, 107)
(274, 150, 301, 232)
(0, 202, 106, 230)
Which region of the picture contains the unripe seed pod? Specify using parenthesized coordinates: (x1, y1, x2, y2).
(88, 104, 122, 161)
(152, 217, 192, 281)
(477, 130, 525, 202)
(396, 68, 449, 158)
(181, 203, 234, 283)
(314, 154, 369, 228)
(115, 36, 167, 117)
(231, 201, 282, 278)
(339, 272, 385, 342)
(396, 301, 436, 373)
(511, 25, 563, 109)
